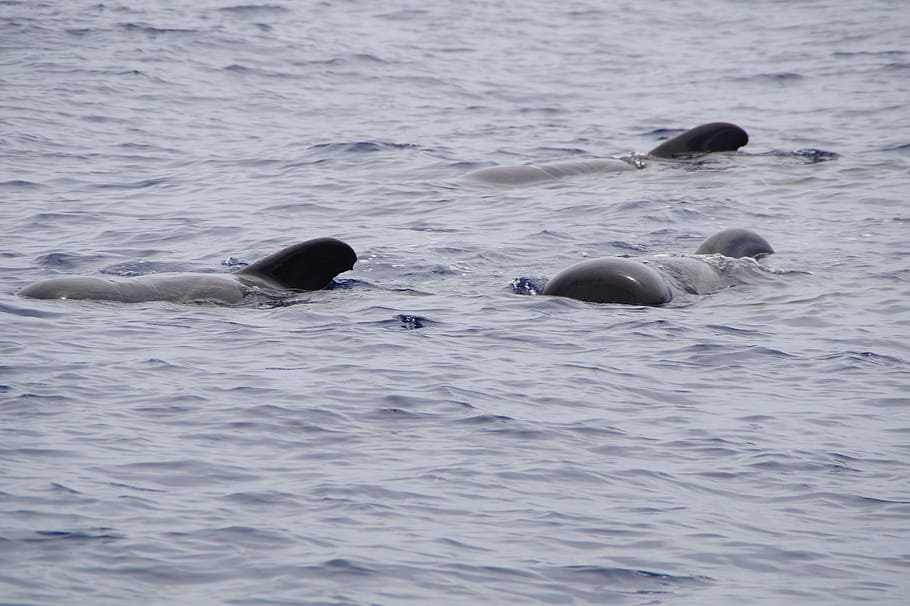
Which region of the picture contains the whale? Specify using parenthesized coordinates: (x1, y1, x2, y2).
(459, 122, 749, 186)
(540, 228, 773, 306)
(18, 237, 357, 304)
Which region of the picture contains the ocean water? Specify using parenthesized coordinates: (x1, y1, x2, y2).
(2, 1, 909, 604)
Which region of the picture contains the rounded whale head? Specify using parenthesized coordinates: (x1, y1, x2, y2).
(695, 228, 773, 259)
(649, 122, 749, 158)
(237, 237, 357, 291)
(542, 257, 672, 306)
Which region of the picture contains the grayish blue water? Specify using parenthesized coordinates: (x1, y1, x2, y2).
(2, 1, 909, 604)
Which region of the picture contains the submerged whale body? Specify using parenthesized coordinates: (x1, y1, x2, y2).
(541, 228, 773, 306)
(460, 122, 749, 186)
(19, 237, 357, 304)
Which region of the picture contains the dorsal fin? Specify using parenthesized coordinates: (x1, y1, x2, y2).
(649, 122, 749, 158)
(237, 237, 357, 291)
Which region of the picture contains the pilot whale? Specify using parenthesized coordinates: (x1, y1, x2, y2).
(540, 228, 773, 306)
(459, 122, 749, 186)
(18, 237, 357, 304)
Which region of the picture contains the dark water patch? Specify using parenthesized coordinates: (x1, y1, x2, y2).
(511, 276, 545, 295)
(34, 251, 102, 269)
(759, 149, 840, 163)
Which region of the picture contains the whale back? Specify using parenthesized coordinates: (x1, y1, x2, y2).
(542, 257, 673, 306)
(236, 237, 357, 291)
(695, 228, 774, 259)
(649, 122, 749, 158)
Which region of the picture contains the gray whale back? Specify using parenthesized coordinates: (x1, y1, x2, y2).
(460, 158, 635, 186)
(17, 274, 248, 304)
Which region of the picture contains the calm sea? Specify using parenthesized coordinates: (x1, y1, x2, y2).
(2, 1, 909, 604)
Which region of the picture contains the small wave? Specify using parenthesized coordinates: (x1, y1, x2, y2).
(0, 179, 44, 189)
(881, 142, 910, 153)
(543, 564, 712, 588)
(217, 4, 291, 15)
(0, 302, 65, 318)
(454, 413, 514, 426)
(28, 529, 124, 542)
(93, 177, 170, 190)
(306, 140, 419, 154)
(118, 22, 197, 35)
(833, 49, 907, 58)
(818, 350, 906, 367)
(734, 71, 804, 83)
